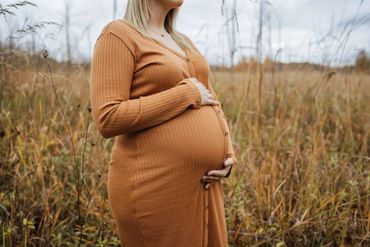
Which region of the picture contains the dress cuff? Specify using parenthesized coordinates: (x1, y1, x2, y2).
(176, 78, 201, 109)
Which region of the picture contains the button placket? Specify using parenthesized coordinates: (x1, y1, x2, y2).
(203, 189, 209, 247)
(186, 57, 196, 77)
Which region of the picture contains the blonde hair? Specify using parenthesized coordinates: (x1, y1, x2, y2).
(123, 0, 195, 53)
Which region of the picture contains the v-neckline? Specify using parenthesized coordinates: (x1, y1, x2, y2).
(120, 19, 190, 61)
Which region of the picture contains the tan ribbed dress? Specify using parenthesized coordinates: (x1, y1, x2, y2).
(90, 19, 237, 247)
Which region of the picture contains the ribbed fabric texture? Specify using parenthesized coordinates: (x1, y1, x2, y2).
(90, 19, 237, 247)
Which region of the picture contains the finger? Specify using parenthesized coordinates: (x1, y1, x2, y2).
(206, 92, 214, 99)
(222, 166, 232, 177)
(205, 183, 211, 190)
(208, 166, 231, 178)
(205, 99, 221, 106)
(203, 179, 219, 183)
(203, 175, 221, 181)
(223, 157, 234, 168)
(207, 169, 229, 177)
(202, 177, 221, 183)
(200, 176, 218, 184)
(218, 167, 231, 178)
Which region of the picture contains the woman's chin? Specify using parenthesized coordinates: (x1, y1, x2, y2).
(165, 0, 184, 9)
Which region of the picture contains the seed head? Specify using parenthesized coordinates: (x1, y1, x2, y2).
(42, 49, 49, 59)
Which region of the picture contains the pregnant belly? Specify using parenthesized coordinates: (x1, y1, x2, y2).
(116, 105, 227, 172)
(107, 106, 228, 236)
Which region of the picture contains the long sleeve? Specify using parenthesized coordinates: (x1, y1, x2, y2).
(208, 81, 237, 177)
(90, 31, 202, 138)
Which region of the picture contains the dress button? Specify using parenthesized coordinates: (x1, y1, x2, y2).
(225, 131, 228, 136)
(186, 57, 191, 62)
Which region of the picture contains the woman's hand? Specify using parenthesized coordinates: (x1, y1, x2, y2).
(201, 157, 234, 190)
(189, 78, 221, 107)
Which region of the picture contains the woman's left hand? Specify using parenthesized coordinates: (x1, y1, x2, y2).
(201, 157, 234, 190)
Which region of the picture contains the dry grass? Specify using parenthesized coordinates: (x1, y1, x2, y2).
(213, 68, 370, 246)
(0, 53, 369, 247)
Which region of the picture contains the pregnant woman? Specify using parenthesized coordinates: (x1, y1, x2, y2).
(90, 0, 238, 246)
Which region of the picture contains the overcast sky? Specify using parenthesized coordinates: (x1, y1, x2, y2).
(1, 0, 369, 66)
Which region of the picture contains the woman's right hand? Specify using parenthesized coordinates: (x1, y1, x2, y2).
(189, 78, 221, 106)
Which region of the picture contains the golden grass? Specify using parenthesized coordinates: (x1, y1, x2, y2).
(0, 58, 369, 246)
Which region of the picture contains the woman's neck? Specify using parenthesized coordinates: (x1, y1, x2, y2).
(147, 0, 170, 32)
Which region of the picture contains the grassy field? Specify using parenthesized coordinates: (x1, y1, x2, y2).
(0, 54, 369, 246)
